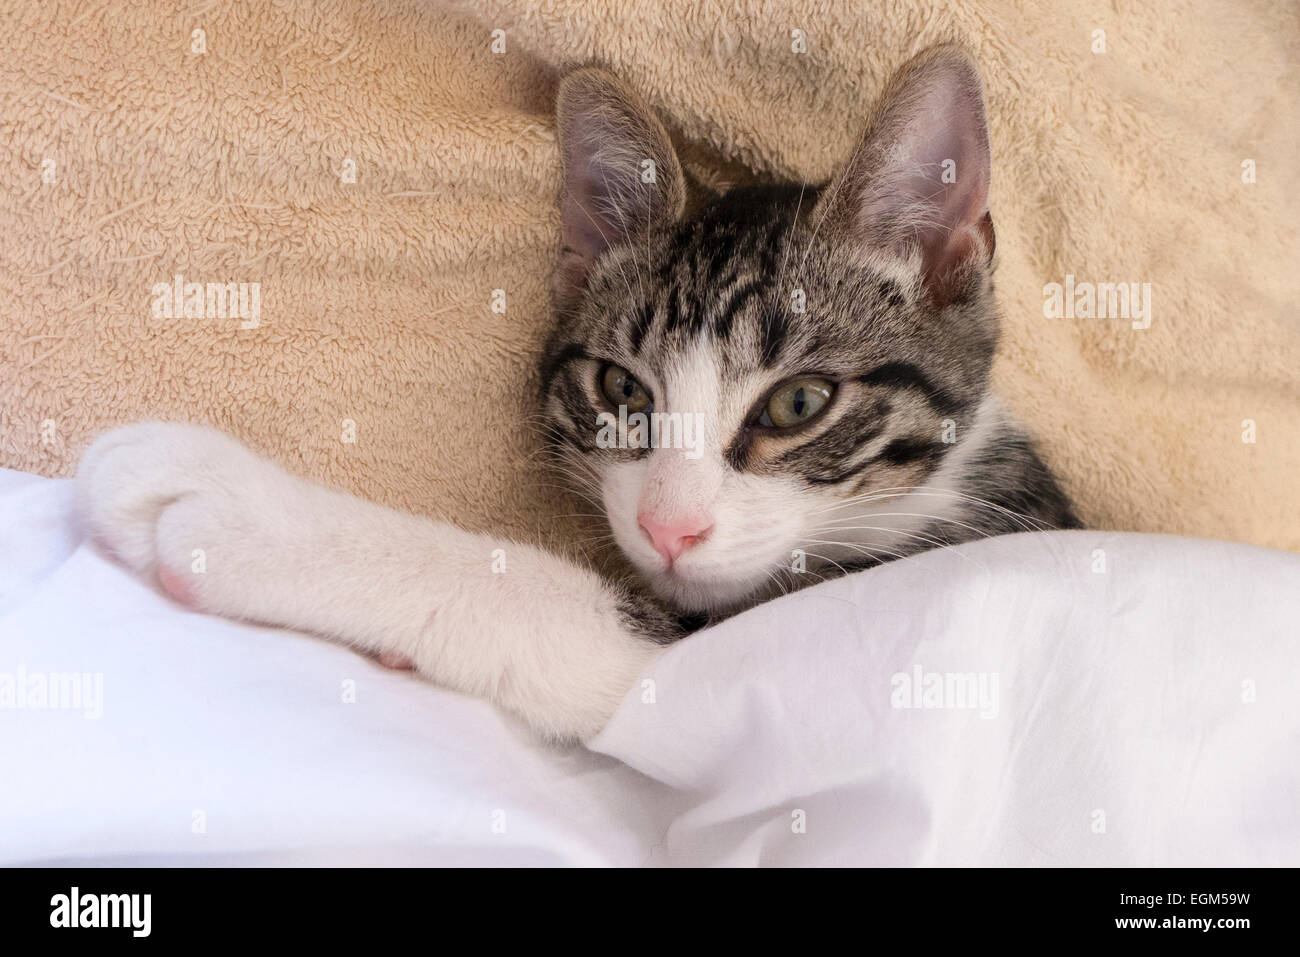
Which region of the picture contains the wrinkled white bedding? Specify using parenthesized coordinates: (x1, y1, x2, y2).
(2, 468, 1297, 866)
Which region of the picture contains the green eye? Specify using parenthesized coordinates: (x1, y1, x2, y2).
(760, 377, 834, 429)
(600, 364, 653, 414)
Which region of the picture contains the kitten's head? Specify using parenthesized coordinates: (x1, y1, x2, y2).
(542, 45, 1000, 615)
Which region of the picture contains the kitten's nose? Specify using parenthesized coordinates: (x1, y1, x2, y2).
(637, 513, 713, 564)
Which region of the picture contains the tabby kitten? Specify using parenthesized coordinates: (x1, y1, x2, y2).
(77, 45, 1077, 741)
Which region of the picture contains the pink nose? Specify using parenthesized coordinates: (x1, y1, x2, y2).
(638, 514, 714, 564)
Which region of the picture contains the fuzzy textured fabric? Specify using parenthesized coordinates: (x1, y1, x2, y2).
(2, 0, 1297, 550)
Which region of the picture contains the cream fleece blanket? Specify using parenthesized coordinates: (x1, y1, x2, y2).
(2, 0, 1297, 551)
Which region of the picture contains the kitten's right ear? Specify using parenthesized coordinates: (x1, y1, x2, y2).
(554, 68, 686, 313)
(813, 45, 995, 308)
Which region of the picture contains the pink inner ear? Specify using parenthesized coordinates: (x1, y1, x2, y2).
(921, 213, 995, 307)
(555, 71, 687, 308)
(554, 246, 592, 310)
(562, 167, 623, 258)
(837, 50, 994, 302)
(877, 110, 989, 254)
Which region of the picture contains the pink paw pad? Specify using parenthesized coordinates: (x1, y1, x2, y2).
(157, 565, 198, 607)
(377, 651, 415, 671)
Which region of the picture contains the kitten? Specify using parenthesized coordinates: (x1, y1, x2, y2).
(76, 45, 1078, 741)
(545, 45, 1078, 623)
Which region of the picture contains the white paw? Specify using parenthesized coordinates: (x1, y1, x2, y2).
(75, 422, 288, 608)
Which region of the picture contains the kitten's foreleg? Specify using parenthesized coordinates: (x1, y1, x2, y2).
(76, 423, 674, 741)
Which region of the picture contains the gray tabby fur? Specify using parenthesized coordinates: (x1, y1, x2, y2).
(541, 44, 1079, 631)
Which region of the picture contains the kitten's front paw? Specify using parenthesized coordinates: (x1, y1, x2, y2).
(76, 422, 286, 608)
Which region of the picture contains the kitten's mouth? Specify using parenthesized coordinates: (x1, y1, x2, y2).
(642, 556, 776, 615)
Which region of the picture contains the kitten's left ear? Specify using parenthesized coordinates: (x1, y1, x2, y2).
(554, 68, 686, 314)
(814, 45, 996, 306)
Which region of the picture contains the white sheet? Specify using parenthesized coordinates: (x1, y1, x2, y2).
(2, 467, 1297, 866)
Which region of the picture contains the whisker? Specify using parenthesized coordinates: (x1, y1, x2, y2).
(811, 486, 1051, 534)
